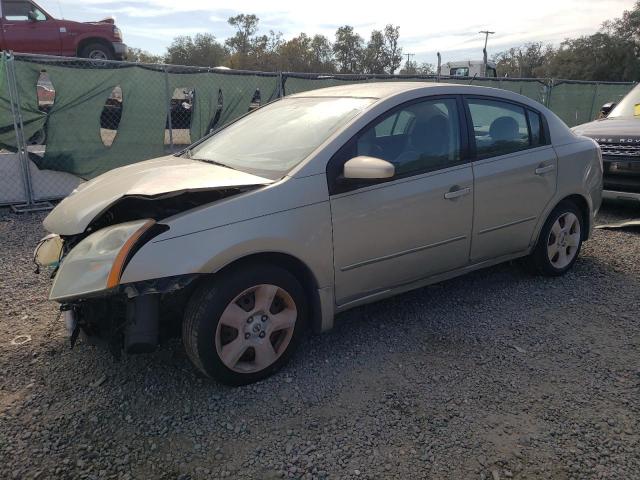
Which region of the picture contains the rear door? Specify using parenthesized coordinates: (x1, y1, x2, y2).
(328, 96, 474, 305)
(464, 96, 557, 261)
(1, 1, 61, 55)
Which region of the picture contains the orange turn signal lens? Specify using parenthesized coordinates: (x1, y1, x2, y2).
(106, 220, 156, 289)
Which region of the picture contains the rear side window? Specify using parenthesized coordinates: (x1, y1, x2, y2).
(467, 98, 531, 159)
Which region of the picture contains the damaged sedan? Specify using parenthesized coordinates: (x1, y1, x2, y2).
(36, 83, 603, 385)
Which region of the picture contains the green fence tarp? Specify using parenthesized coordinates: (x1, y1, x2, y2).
(0, 57, 279, 178)
(0, 55, 635, 179)
(549, 81, 634, 126)
(0, 56, 47, 148)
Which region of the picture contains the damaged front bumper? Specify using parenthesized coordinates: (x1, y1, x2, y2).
(59, 274, 200, 355)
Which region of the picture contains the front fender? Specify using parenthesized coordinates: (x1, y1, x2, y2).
(119, 201, 334, 290)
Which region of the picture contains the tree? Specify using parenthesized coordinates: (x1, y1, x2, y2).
(333, 26, 364, 73)
(164, 34, 227, 67)
(399, 61, 434, 75)
(226, 14, 260, 68)
(603, 0, 640, 43)
(128, 47, 163, 64)
(363, 30, 387, 74)
(309, 35, 335, 72)
(492, 42, 553, 78)
(544, 33, 640, 81)
(383, 25, 403, 74)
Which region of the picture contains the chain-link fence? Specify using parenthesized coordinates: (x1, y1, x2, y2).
(0, 52, 635, 210)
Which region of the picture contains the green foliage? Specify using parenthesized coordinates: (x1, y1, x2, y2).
(333, 26, 364, 73)
(493, 2, 640, 81)
(133, 2, 640, 81)
(399, 61, 435, 75)
(127, 47, 163, 64)
(164, 34, 227, 67)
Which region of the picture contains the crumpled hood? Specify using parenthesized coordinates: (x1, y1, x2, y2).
(572, 117, 640, 138)
(43, 155, 273, 235)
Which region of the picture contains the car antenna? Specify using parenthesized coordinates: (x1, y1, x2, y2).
(56, 0, 65, 19)
(468, 73, 478, 85)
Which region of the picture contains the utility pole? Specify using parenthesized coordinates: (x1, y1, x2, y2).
(404, 52, 415, 72)
(479, 30, 495, 77)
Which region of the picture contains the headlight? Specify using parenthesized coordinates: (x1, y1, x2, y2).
(34, 233, 63, 268)
(49, 220, 155, 301)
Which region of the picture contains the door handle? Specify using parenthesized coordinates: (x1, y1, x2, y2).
(535, 164, 555, 175)
(444, 186, 471, 200)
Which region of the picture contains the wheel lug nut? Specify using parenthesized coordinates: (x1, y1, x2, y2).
(259, 331, 266, 338)
(247, 316, 254, 323)
(261, 315, 268, 322)
(245, 333, 250, 339)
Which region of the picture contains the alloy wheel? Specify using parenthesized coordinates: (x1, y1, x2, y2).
(547, 212, 581, 269)
(215, 284, 297, 373)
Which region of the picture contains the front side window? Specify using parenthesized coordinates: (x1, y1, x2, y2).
(467, 98, 531, 159)
(4, 1, 46, 21)
(189, 97, 374, 179)
(355, 98, 462, 176)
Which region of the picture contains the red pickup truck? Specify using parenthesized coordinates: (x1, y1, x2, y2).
(0, 0, 127, 60)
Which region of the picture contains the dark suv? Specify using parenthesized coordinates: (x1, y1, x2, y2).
(573, 84, 640, 203)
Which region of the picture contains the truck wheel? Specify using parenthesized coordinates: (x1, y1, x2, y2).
(80, 43, 114, 61)
(183, 264, 308, 386)
(525, 201, 583, 276)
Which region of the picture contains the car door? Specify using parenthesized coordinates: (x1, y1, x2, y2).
(328, 96, 474, 305)
(1, 0, 61, 55)
(464, 97, 557, 261)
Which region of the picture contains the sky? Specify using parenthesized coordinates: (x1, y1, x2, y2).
(39, 0, 635, 65)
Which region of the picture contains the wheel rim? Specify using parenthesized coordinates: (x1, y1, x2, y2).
(89, 50, 108, 60)
(547, 212, 581, 269)
(215, 284, 297, 373)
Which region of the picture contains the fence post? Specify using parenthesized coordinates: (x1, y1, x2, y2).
(588, 82, 600, 121)
(163, 66, 174, 152)
(5, 52, 52, 212)
(544, 78, 554, 108)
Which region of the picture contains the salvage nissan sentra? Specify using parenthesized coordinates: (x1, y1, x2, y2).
(36, 83, 603, 385)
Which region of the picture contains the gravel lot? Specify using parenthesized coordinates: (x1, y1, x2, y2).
(1, 202, 639, 480)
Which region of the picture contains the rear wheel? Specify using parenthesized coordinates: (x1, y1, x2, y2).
(526, 201, 583, 276)
(183, 264, 308, 386)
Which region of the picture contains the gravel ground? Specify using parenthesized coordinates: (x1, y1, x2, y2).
(1, 202, 639, 480)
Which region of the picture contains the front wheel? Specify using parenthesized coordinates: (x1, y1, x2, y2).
(526, 201, 583, 276)
(79, 43, 114, 61)
(182, 264, 308, 386)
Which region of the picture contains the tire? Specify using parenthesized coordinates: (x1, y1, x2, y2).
(183, 264, 308, 386)
(526, 200, 584, 276)
(79, 43, 114, 61)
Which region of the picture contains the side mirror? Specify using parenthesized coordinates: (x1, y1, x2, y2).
(343, 156, 395, 180)
(600, 102, 616, 118)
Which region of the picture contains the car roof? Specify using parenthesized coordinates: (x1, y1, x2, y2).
(288, 82, 442, 99)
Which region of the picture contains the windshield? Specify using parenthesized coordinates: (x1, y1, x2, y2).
(188, 97, 375, 179)
(608, 83, 640, 118)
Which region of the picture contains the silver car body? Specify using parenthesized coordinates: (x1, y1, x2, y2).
(44, 83, 603, 332)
